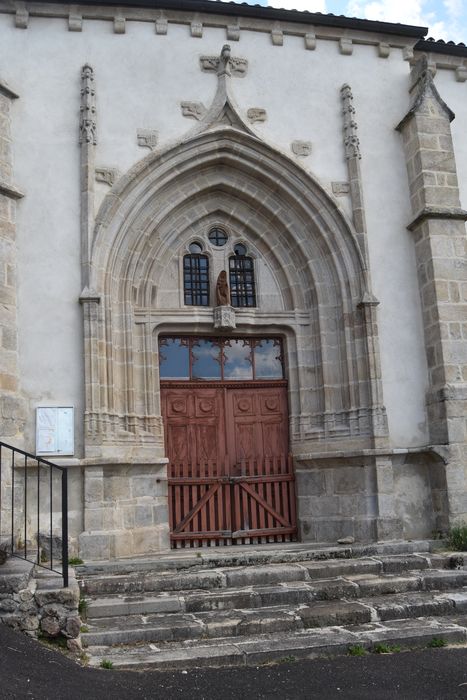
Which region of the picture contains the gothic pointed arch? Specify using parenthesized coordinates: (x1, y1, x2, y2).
(81, 128, 387, 462)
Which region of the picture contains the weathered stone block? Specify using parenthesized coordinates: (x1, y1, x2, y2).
(295, 470, 326, 496)
(333, 466, 365, 494)
(135, 504, 154, 527)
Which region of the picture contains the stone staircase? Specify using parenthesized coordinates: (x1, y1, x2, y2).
(76, 541, 467, 670)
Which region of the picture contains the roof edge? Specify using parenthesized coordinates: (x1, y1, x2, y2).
(415, 38, 467, 57)
(18, 0, 429, 37)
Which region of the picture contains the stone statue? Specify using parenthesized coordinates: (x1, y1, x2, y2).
(218, 44, 231, 76)
(216, 270, 230, 306)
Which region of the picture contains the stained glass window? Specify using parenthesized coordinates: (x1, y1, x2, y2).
(159, 337, 283, 381)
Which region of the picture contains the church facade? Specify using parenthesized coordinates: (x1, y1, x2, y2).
(1, 0, 467, 559)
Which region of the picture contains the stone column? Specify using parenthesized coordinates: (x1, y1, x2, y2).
(0, 78, 26, 447)
(397, 56, 467, 525)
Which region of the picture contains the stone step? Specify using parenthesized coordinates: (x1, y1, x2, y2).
(81, 588, 467, 647)
(80, 552, 456, 597)
(82, 567, 467, 620)
(84, 616, 467, 671)
(76, 539, 440, 579)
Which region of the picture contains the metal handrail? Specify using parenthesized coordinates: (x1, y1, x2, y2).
(0, 441, 68, 588)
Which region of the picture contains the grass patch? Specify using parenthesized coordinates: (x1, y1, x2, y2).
(80, 625, 89, 633)
(347, 645, 367, 656)
(277, 655, 297, 664)
(100, 659, 114, 669)
(79, 652, 90, 666)
(78, 597, 88, 619)
(373, 643, 401, 654)
(69, 557, 84, 566)
(39, 634, 69, 651)
(427, 637, 447, 648)
(447, 523, 467, 551)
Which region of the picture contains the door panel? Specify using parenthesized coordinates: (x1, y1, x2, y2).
(162, 379, 296, 547)
(162, 387, 226, 468)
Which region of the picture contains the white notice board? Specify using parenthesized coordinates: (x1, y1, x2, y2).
(36, 407, 74, 456)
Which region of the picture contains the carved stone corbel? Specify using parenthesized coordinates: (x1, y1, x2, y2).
(180, 102, 206, 121)
(247, 108, 267, 123)
(137, 130, 158, 150)
(95, 167, 120, 187)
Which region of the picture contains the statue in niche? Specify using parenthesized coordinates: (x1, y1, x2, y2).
(216, 271, 230, 306)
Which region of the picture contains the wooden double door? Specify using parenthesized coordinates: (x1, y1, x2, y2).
(161, 381, 297, 547)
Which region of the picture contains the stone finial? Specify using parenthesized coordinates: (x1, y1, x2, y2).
(341, 84, 360, 160)
(200, 45, 248, 77)
(397, 55, 455, 131)
(79, 64, 96, 145)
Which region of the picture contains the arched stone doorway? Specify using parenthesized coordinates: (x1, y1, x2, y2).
(78, 128, 387, 558)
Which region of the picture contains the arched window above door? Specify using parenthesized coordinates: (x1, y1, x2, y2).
(183, 242, 209, 306)
(229, 243, 256, 308)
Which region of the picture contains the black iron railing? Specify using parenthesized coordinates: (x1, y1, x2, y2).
(0, 442, 68, 587)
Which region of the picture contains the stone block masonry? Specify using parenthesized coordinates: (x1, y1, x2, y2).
(397, 56, 467, 526)
(0, 557, 81, 653)
(0, 80, 26, 446)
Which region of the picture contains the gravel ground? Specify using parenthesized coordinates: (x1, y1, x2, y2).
(1, 623, 467, 700)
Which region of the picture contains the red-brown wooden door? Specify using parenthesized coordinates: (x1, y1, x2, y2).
(161, 381, 297, 547)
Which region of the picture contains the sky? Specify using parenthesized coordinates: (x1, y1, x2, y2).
(234, 0, 467, 44)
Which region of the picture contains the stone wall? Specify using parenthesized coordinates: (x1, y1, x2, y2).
(79, 462, 170, 559)
(397, 56, 467, 527)
(0, 557, 81, 653)
(0, 79, 26, 446)
(296, 450, 448, 544)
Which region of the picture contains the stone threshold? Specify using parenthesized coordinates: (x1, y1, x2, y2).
(76, 539, 443, 575)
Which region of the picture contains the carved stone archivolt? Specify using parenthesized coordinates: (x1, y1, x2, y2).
(84, 127, 388, 462)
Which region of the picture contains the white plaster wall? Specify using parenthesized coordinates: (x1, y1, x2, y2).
(3, 11, 462, 453)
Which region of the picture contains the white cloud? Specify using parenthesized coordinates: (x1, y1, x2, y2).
(268, 0, 327, 11)
(345, 0, 466, 42)
(346, 0, 427, 25)
(444, 0, 463, 19)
